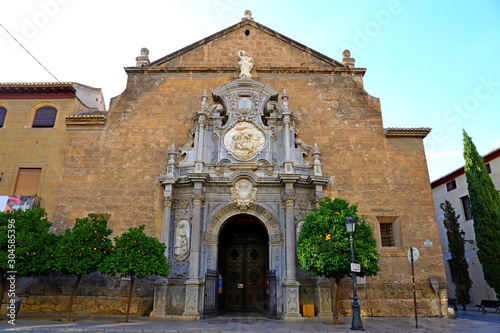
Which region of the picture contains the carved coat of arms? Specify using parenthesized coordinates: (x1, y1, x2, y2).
(230, 179, 257, 211)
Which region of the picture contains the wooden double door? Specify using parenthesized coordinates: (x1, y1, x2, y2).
(218, 215, 269, 313)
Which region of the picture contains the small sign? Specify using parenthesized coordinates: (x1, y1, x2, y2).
(407, 247, 419, 262)
(423, 239, 433, 247)
(429, 276, 440, 293)
(237, 284, 244, 289)
(351, 263, 361, 273)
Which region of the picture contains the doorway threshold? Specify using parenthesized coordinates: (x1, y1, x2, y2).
(217, 312, 267, 318)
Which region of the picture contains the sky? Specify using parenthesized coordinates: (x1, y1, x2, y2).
(1, 0, 499, 181)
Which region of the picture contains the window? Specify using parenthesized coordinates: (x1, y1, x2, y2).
(461, 195, 473, 221)
(0, 107, 7, 127)
(14, 168, 42, 196)
(377, 216, 401, 248)
(485, 163, 491, 174)
(380, 223, 395, 247)
(32, 106, 57, 127)
(446, 180, 457, 192)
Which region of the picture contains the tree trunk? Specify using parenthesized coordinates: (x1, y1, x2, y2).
(330, 277, 341, 325)
(125, 273, 135, 323)
(66, 274, 81, 322)
(0, 275, 6, 308)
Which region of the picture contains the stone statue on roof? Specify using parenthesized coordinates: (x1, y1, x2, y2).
(237, 50, 253, 79)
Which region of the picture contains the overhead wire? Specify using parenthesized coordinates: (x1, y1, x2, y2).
(0, 22, 60, 82)
(0, 23, 103, 110)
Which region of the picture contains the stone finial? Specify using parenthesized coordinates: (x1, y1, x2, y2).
(242, 10, 253, 21)
(136, 47, 150, 67)
(166, 142, 177, 177)
(201, 89, 208, 105)
(313, 142, 320, 156)
(342, 49, 355, 68)
(168, 143, 177, 164)
(282, 89, 288, 109)
(312, 143, 322, 176)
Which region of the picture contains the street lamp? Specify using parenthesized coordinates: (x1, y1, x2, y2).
(345, 216, 364, 331)
(459, 229, 466, 240)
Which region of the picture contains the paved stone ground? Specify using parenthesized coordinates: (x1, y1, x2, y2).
(0, 309, 499, 332)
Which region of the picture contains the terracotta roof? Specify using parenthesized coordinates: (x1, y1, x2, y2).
(0, 82, 76, 95)
(66, 110, 108, 120)
(431, 146, 500, 188)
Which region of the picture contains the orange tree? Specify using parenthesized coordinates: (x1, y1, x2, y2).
(297, 197, 379, 324)
(101, 225, 169, 322)
(0, 207, 58, 305)
(53, 214, 113, 322)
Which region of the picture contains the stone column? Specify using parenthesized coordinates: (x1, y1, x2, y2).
(282, 188, 301, 319)
(160, 195, 172, 255)
(283, 115, 293, 174)
(183, 184, 204, 318)
(195, 118, 205, 173)
(317, 280, 333, 319)
(285, 195, 297, 281)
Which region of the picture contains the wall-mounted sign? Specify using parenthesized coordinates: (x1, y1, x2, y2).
(423, 239, 433, 247)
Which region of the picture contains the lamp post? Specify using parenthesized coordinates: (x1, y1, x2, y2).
(345, 216, 364, 331)
(459, 229, 466, 240)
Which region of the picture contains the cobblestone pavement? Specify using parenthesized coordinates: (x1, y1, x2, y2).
(1, 309, 499, 332)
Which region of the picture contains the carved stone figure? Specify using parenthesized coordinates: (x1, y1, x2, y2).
(174, 220, 190, 260)
(237, 50, 253, 78)
(230, 179, 257, 211)
(224, 121, 265, 160)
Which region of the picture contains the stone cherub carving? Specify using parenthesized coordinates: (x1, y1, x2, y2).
(238, 50, 253, 78)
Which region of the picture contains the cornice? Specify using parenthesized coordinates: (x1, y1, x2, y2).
(384, 127, 431, 138)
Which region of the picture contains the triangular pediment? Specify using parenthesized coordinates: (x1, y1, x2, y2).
(144, 18, 344, 70)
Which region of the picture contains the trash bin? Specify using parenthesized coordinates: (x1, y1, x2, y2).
(302, 304, 314, 317)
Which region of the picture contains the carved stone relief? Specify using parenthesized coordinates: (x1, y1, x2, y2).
(174, 220, 190, 260)
(230, 178, 257, 211)
(224, 121, 265, 160)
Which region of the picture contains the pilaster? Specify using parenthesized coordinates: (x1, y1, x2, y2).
(150, 279, 168, 318)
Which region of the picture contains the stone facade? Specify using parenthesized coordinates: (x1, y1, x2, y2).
(0, 82, 105, 222)
(1, 14, 446, 318)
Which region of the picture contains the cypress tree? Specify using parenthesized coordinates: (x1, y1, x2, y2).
(463, 130, 500, 295)
(440, 200, 472, 309)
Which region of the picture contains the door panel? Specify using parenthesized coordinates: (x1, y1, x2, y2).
(219, 215, 268, 313)
(222, 243, 266, 312)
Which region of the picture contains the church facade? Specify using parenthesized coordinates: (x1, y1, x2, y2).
(1, 12, 446, 318)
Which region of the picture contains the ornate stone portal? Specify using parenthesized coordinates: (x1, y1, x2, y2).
(156, 70, 329, 319)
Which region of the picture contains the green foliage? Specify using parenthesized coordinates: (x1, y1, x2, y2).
(297, 197, 380, 280)
(0, 207, 58, 276)
(440, 200, 472, 308)
(463, 131, 500, 294)
(54, 214, 113, 276)
(102, 225, 169, 278)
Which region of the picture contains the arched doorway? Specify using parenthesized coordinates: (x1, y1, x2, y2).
(218, 214, 269, 314)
